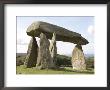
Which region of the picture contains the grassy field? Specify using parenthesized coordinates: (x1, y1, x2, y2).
(16, 53, 94, 74)
(17, 65, 94, 74)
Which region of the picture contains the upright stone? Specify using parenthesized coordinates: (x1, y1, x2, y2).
(24, 36, 38, 68)
(36, 33, 53, 69)
(71, 44, 86, 70)
(49, 32, 57, 67)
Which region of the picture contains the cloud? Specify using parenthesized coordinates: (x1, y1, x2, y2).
(17, 38, 28, 45)
(57, 41, 75, 56)
(82, 42, 94, 54)
(17, 37, 40, 53)
(17, 45, 28, 53)
(17, 39, 22, 45)
(87, 25, 94, 35)
(17, 36, 40, 45)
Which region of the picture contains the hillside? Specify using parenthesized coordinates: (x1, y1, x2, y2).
(16, 53, 94, 69)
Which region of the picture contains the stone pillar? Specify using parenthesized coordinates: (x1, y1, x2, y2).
(36, 33, 54, 69)
(71, 44, 86, 70)
(24, 36, 38, 68)
(49, 32, 57, 67)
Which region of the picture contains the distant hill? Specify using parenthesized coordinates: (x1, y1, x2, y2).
(16, 53, 94, 68)
(57, 53, 94, 58)
(16, 53, 94, 58)
(85, 54, 94, 58)
(16, 53, 26, 57)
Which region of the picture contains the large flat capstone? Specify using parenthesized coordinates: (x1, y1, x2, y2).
(26, 21, 89, 45)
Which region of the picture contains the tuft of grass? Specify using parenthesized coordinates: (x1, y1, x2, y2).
(16, 53, 94, 74)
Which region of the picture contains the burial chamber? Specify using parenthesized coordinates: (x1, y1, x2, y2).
(26, 21, 89, 45)
(25, 21, 89, 70)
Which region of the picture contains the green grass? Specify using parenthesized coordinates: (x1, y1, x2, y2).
(16, 65, 94, 74)
(16, 53, 94, 74)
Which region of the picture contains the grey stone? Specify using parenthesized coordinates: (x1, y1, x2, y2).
(26, 21, 89, 45)
(24, 37, 38, 68)
(49, 32, 57, 67)
(36, 33, 54, 69)
(71, 44, 86, 70)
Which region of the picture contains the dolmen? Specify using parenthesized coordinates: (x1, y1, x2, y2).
(24, 21, 89, 70)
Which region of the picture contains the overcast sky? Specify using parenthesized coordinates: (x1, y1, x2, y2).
(17, 16, 94, 56)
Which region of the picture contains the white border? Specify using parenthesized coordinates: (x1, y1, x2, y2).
(5, 4, 107, 87)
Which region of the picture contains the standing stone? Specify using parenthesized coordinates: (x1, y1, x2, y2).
(71, 44, 86, 70)
(24, 36, 38, 68)
(49, 32, 57, 67)
(36, 33, 53, 69)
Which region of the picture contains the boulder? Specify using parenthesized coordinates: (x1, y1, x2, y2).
(36, 33, 54, 69)
(24, 37, 38, 68)
(71, 44, 86, 70)
(26, 21, 89, 45)
(49, 32, 57, 67)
